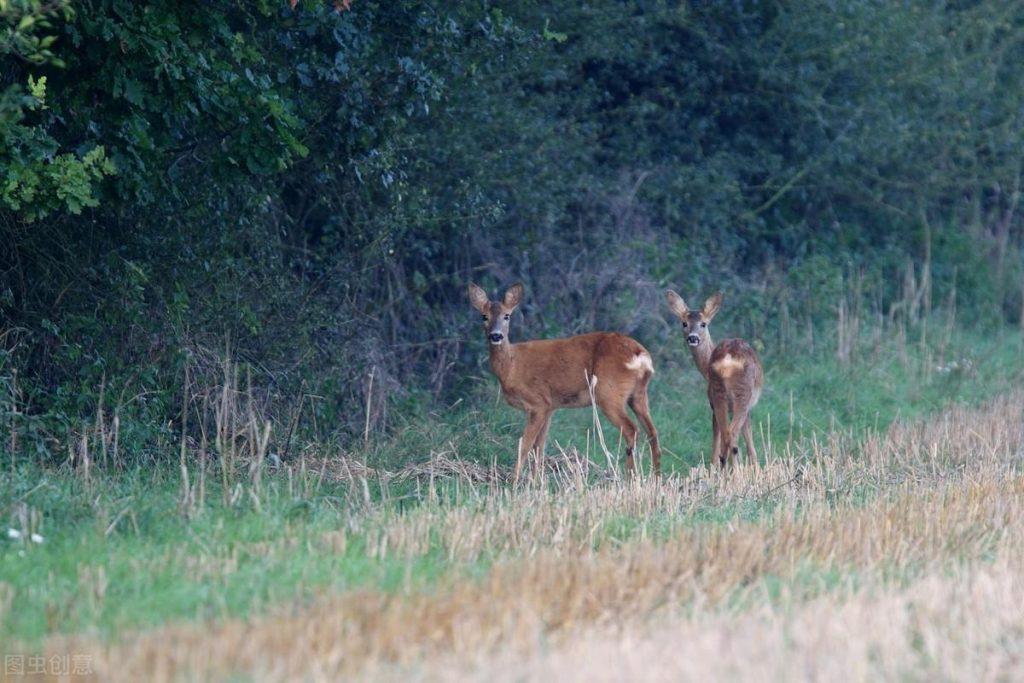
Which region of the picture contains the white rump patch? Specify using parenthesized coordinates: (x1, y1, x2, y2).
(712, 353, 745, 378)
(626, 352, 654, 373)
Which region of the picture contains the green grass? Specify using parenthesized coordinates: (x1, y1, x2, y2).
(1, 327, 1022, 647)
(0, 470, 461, 642)
(368, 327, 1024, 473)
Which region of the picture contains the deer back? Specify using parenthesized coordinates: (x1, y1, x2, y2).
(493, 332, 652, 410)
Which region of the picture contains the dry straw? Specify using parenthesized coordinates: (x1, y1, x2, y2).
(13, 392, 1024, 682)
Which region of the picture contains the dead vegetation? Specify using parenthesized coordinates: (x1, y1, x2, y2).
(10, 392, 1024, 682)
(420, 554, 1024, 682)
(302, 440, 608, 486)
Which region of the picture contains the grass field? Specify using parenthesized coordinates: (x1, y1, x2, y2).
(2, 331, 1023, 681)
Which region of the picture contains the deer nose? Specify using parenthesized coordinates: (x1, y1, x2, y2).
(489, 332, 504, 343)
(686, 334, 700, 345)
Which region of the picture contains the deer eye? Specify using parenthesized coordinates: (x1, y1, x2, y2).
(700, 322, 707, 328)
(481, 315, 488, 321)
(503, 314, 510, 321)
(681, 322, 688, 328)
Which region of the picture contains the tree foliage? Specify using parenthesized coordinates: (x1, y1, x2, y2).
(2, 0, 1024, 458)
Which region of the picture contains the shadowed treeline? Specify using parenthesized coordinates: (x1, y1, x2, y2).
(2, 1, 1024, 461)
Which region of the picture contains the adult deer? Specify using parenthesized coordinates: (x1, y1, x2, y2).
(468, 282, 661, 481)
(665, 290, 764, 468)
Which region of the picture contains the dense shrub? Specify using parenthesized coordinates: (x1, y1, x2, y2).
(2, 0, 1023, 459)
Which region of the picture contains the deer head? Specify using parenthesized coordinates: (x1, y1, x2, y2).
(665, 290, 723, 347)
(468, 282, 523, 345)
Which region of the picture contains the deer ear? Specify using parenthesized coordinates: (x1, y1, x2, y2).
(503, 282, 524, 309)
(468, 283, 490, 314)
(702, 291, 724, 321)
(665, 289, 689, 319)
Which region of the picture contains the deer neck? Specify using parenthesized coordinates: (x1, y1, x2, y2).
(690, 336, 714, 381)
(488, 339, 516, 384)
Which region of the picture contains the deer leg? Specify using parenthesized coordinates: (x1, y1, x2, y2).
(711, 399, 730, 469)
(532, 410, 554, 475)
(743, 418, 758, 467)
(597, 395, 639, 476)
(710, 410, 721, 468)
(515, 410, 547, 485)
(628, 387, 661, 477)
(726, 408, 752, 469)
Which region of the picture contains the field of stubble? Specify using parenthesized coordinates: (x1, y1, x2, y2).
(10, 391, 1023, 682)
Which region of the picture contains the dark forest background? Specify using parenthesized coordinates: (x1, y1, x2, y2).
(3, 0, 1024, 462)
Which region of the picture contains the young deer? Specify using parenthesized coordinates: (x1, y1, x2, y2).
(468, 282, 661, 481)
(665, 290, 764, 468)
